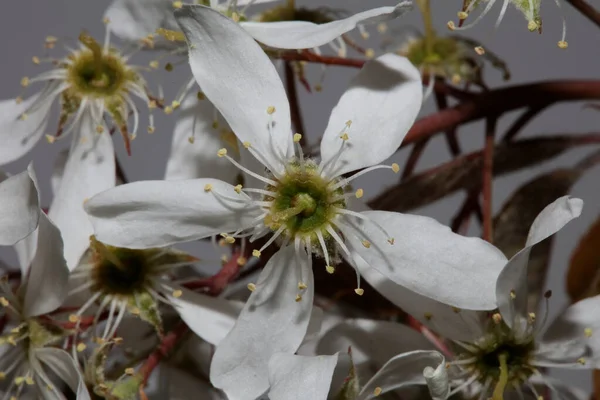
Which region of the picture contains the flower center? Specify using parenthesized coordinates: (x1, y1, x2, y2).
(66, 33, 131, 98)
(91, 247, 152, 296)
(263, 159, 346, 241)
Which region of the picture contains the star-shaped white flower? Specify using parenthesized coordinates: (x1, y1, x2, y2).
(0, 167, 90, 400)
(353, 196, 600, 399)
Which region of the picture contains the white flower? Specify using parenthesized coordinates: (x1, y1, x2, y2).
(0, 171, 89, 399)
(0, 26, 153, 167)
(84, 7, 509, 399)
(355, 196, 600, 399)
(0, 166, 40, 246)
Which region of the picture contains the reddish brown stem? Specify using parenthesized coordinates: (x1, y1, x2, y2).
(566, 0, 600, 28)
(451, 187, 482, 234)
(502, 105, 548, 142)
(482, 117, 497, 243)
(401, 139, 429, 181)
(284, 61, 307, 146)
(434, 85, 462, 156)
(140, 321, 189, 386)
(276, 50, 366, 68)
(182, 251, 244, 295)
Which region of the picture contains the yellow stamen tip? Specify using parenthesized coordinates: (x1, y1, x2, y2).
(237, 257, 247, 266)
(69, 314, 80, 323)
(578, 357, 586, 365)
(266, 106, 276, 115)
(293, 133, 302, 143)
(32, 56, 40, 65)
(447, 21, 456, 30)
(474, 46, 485, 55)
(527, 20, 538, 31)
(243, 141, 252, 149)
(252, 249, 261, 258)
(355, 189, 364, 198)
(173, 1, 183, 8)
(424, 312, 433, 320)
(585, 328, 593, 337)
(188, 136, 195, 144)
(76, 343, 87, 352)
(204, 184, 213, 192)
(510, 290, 516, 299)
(217, 148, 228, 157)
(20, 77, 30, 87)
(172, 290, 183, 298)
(164, 106, 174, 115)
(96, 125, 104, 134)
(354, 288, 365, 296)
(340, 133, 349, 141)
(325, 265, 335, 274)
(247, 283, 256, 292)
(361, 240, 371, 248)
(225, 236, 235, 244)
(374, 387, 383, 396)
(298, 282, 308, 290)
(172, 100, 181, 109)
(147, 126, 156, 134)
(295, 294, 303, 302)
(457, 11, 468, 19)
(492, 312, 502, 324)
(197, 91, 205, 100)
(149, 60, 159, 69)
(231, 12, 240, 22)
(0, 297, 8, 307)
(558, 40, 568, 49)
(125, 368, 135, 375)
(234, 184, 243, 193)
(391, 163, 400, 173)
(365, 48, 375, 59)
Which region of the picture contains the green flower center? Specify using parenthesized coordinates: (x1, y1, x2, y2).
(91, 246, 152, 296)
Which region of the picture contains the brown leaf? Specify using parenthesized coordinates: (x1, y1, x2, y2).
(370, 134, 598, 212)
(566, 211, 600, 303)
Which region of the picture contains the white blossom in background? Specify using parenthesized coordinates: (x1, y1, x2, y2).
(350, 196, 600, 399)
(0, 167, 40, 247)
(0, 167, 90, 400)
(82, 6, 513, 399)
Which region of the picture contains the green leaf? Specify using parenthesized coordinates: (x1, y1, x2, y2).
(334, 347, 360, 400)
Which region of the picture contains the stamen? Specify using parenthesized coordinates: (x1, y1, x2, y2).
(491, 353, 508, 400)
(334, 208, 395, 244)
(330, 164, 396, 190)
(217, 149, 278, 186)
(448, 372, 480, 396)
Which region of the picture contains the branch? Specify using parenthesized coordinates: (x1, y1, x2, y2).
(482, 117, 497, 242)
(566, 0, 600, 28)
(402, 80, 600, 148)
(284, 62, 307, 145)
(140, 321, 188, 386)
(276, 50, 366, 68)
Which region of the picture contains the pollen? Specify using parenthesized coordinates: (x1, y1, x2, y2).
(293, 133, 302, 143)
(217, 148, 228, 157)
(172, 290, 183, 298)
(298, 282, 308, 290)
(325, 265, 335, 274)
(340, 133, 349, 141)
(243, 141, 252, 149)
(457, 11, 468, 19)
(447, 21, 456, 30)
(149, 60, 159, 69)
(252, 249, 261, 258)
(0, 297, 8, 307)
(125, 368, 135, 375)
(224, 236, 235, 244)
(528, 312, 536, 323)
(188, 136, 195, 144)
(558, 41, 568, 49)
(492, 313, 502, 324)
(234, 184, 243, 193)
(365, 49, 375, 59)
(374, 387, 383, 396)
(585, 328, 593, 337)
(32, 56, 40, 64)
(25, 376, 35, 385)
(96, 125, 104, 133)
(354, 288, 365, 296)
(147, 126, 155, 134)
(377, 23, 388, 33)
(76, 343, 87, 352)
(474, 46, 485, 55)
(295, 294, 302, 302)
(527, 20, 538, 31)
(361, 240, 371, 248)
(391, 163, 400, 173)
(20, 77, 30, 87)
(172, 100, 181, 109)
(247, 283, 256, 292)
(204, 184, 213, 192)
(172, 1, 183, 8)
(266, 106, 276, 115)
(355, 189, 364, 198)
(14, 377, 25, 385)
(577, 357, 586, 365)
(237, 257, 247, 266)
(164, 105, 174, 114)
(510, 290, 516, 299)
(69, 314, 80, 323)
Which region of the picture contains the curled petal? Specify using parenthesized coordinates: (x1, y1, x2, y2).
(0, 165, 40, 246)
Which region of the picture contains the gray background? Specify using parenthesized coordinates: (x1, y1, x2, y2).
(1, 0, 599, 393)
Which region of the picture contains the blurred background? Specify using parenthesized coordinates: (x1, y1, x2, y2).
(1, 0, 599, 392)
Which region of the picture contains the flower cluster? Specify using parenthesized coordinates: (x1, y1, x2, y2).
(0, 0, 595, 400)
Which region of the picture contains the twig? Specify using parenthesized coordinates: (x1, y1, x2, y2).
(140, 321, 189, 386)
(451, 187, 482, 234)
(502, 105, 548, 142)
(284, 62, 307, 146)
(482, 117, 497, 243)
(115, 156, 128, 184)
(275, 50, 366, 68)
(401, 139, 428, 181)
(182, 251, 244, 295)
(566, 0, 600, 28)
(434, 87, 462, 156)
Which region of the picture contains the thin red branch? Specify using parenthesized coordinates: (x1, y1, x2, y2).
(482, 117, 497, 242)
(566, 0, 600, 28)
(401, 139, 428, 181)
(182, 251, 244, 295)
(502, 104, 548, 142)
(140, 321, 188, 386)
(451, 187, 482, 234)
(403, 80, 600, 148)
(276, 50, 366, 68)
(434, 85, 462, 157)
(284, 62, 307, 145)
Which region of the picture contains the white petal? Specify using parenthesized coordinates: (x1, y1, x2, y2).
(85, 178, 261, 248)
(23, 212, 69, 317)
(14, 227, 37, 276)
(50, 149, 69, 195)
(104, 0, 179, 44)
(49, 115, 116, 271)
(0, 94, 52, 165)
(347, 211, 507, 309)
(356, 263, 485, 342)
(0, 167, 40, 246)
(528, 375, 588, 400)
(236, 0, 280, 5)
(303, 306, 323, 343)
(210, 246, 314, 400)
(496, 196, 583, 327)
(165, 94, 240, 184)
(35, 348, 91, 400)
(317, 318, 435, 372)
(320, 54, 422, 177)
(166, 285, 241, 346)
(539, 294, 600, 366)
(356, 350, 446, 400)
(240, 2, 411, 49)
(147, 365, 223, 400)
(175, 5, 293, 175)
(268, 353, 338, 400)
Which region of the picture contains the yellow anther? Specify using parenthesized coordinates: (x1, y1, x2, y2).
(148, 100, 157, 109)
(32, 56, 40, 64)
(377, 23, 388, 34)
(173, 1, 183, 8)
(125, 368, 135, 375)
(252, 249, 261, 258)
(365, 48, 375, 59)
(295, 294, 303, 302)
(21, 77, 30, 87)
(114, 337, 124, 344)
(231, 12, 240, 22)
(237, 257, 247, 266)
(204, 184, 213, 192)
(457, 11, 468, 19)
(14, 377, 25, 385)
(340, 133, 349, 141)
(345, 120, 352, 127)
(558, 41, 568, 49)
(266, 106, 276, 115)
(15, 96, 23, 104)
(474, 46, 485, 55)
(103, 17, 111, 24)
(220, 255, 229, 263)
(46, 134, 57, 143)
(188, 136, 195, 144)
(298, 282, 308, 290)
(527, 20, 538, 31)
(355, 189, 364, 198)
(528, 312, 536, 322)
(243, 141, 252, 149)
(0, 297, 8, 307)
(172, 290, 183, 298)
(585, 328, 593, 337)
(164, 105, 174, 115)
(361, 240, 371, 248)
(577, 357, 586, 365)
(172, 100, 181, 110)
(492, 313, 502, 324)
(130, 307, 141, 315)
(149, 60, 159, 69)
(69, 314, 80, 323)
(147, 126, 155, 134)
(0, 372, 5, 380)
(374, 387, 383, 396)
(82, 198, 90, 205)
(247, 283, 257, 292)
(391, 163, 400, 173)
(424, 312, 433, 320)
(96, 125, 104, 134)
(325, 265, 335, 274)
(7, 336, 17, 346)
(293, 133, 302, 143)
(510, 290, 516, 299)
(360, 31, 370, 40)
(234, 184, 243, 193)
(217, 148, 228, 157)
(76, 343, 87, 352)
(19, 113, 28, 121)
(452, 307, 461, 313)
(197, 91, 205, 100)
(451, 74, 462, 85)
(225, 236, 235, 244)
(315, 84, 323, 92)
(354, 288, 365, 296)
(387, 238, 395, 245)
(447, 21, 456, 30)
